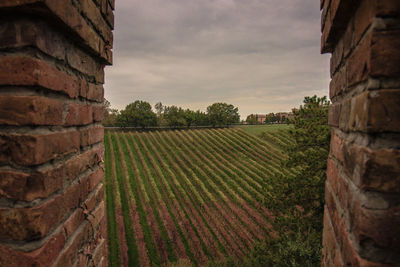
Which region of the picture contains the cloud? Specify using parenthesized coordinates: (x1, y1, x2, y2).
(105, 0, 330, 119)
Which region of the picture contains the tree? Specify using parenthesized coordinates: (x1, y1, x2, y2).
(246, 95, 330, 266)
(102, 99, 119, 126)
(246, 114, 258, 124)
(154, 102, 164, 116)
(206, 102, 240, 126)
(117, 100, 157, 128)
(163, 105, 187, 127)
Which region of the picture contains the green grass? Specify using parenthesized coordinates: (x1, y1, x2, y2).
(238, 124, 292, 136)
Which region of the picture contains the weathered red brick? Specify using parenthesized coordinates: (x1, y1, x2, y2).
(84, 183, 105, 214)
(322, 209, 345, 267)
(0, 231, 65, 267)
(92, 105, 105, 122)
(0, 20, 17, 48)
(351, 205, 400, 253)
(353, 0, 375, 46)
(80, 126, 104, 147)
(326, 158, 339, 195)
(88, 201, 105, 232)
(329, 65, 346, 98)
(65, 147, 103, 181)
(329, 131, 344, 162)
(375, 0, 400, 17)
(0, 18, 105, 83)
(1, 131, 80, 166)
(338, 98, 350, 132)
(343, 142, 400, 193)
(91, 238, 107, 266)
(52, 221, 93, 267)
(44, 0, 112, 64)
(105, 0, 115, 28)
(0, 96, 63, 126)
(328, 102, 341, 127)
(0, 164, 63, 201)
(87, 83, 104, 102)
(0, 0, 41, 8)
(370, 30, 400, 78)
(0, 169, 97, 241)
(63, 208, 85, 239)
(0, 56, 79, 98)
(349, 90, 400, 133)
(65, 103, 93, 126)
(78, 0, 113, 45)
(347, 34, 371, 86)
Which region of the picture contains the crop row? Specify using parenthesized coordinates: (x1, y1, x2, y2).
(104, 128, 296, 266)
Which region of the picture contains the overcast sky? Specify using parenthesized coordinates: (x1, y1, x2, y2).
(104, 0, 330, 120)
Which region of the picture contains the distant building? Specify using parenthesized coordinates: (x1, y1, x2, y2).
(255, 114, 266, 124)
(275, 112, 294, 122)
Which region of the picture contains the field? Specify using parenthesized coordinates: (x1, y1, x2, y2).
(104, 128, 294, 266)
(239, 124, 292, 136)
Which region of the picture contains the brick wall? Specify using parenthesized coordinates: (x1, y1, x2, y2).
(321, 0, 400, 266)
(0, 0, 113, 266)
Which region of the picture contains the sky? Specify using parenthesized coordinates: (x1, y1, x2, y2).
(104, 0, 331, 120)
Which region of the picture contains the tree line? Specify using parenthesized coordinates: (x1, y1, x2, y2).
(103, 100, 240, 128)
(245, 113, 289, 124)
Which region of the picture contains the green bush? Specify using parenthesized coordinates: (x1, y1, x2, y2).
(244, 95, 330, 266)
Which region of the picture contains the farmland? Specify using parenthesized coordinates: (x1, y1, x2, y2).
(104, 128, 295, 266)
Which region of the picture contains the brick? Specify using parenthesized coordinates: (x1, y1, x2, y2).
(343, 142, 400, 193)
(84, 183, 105, 214)
(347, 34, 371, 86)
(353, 0, 375, 46)
(0, 231, 65, 267)
(329, 131, 344, 162)
(370, 30, 400, 78)
(0, 171, 95, 241)
(0, 96, 63, 126)
(348, 91, 369, 131)
(63, 208, 85, 239)
(0, 18, 105, 83)
(0, 20, 17, 48)
(329, 65, 346, 98)
(52, 221, 93, 267)
(0, 56, 79, 98)
(105, 0, 115, 28)
(343, 19, 354, 58)
(328, 102, 341, 127)
(78, 0, 113, 45)
(330, 37, 344, 75)
(349, 90, 400, 133)
(0, 0, 41, 8)
(66, 48, 105, 83)
(80, 126, 104, 147)
(0, 165, 63, 201)
(65, 148, 103, 181)
(65, 103, 93, 126)
(338, 98, 351, 132)
(88, 201, 105, 231)
(108, 0, 115, 10)
(337, 175, 350, 210)
(375, 0, 400, 17)
(92, 105, 105, 122)
(1, 131, 80, 166)
(326, 158, 339, 195)
(44, 0, 112, 64)
(91, 238, 106, 266)
(322, 210, 341, 266)
(350, 201, 400, 258)
(87, 83, 104, 102)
